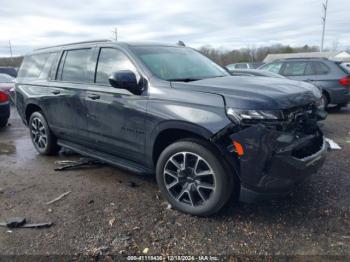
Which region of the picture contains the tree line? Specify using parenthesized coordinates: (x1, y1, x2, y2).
(0, 43, 348, 68)
(198, 44, 320, 66)
(0, 56, 23, 68)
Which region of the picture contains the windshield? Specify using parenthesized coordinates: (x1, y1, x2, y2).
(131, 46, 228, 81)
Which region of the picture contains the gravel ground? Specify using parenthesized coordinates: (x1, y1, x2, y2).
(0, 106, 349, 260)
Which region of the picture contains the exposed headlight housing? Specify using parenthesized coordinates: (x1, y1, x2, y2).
(314, 97, 325, 110)
(226, 108, 284, 125)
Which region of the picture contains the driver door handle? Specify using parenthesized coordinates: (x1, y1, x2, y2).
(51, 89, 60, 95)
(88, 94, 100, 100)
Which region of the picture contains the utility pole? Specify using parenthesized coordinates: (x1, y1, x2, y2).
(113, 27, 118, 41)
(320, 0, 328, 52)
(9, 40, 13, 61)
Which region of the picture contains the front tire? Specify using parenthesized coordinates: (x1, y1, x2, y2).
(29, 111, 60, 155)
(156, 139, 234, 216)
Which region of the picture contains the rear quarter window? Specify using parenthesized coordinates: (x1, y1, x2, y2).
(312, 61, 330, 75)
(18, 52, 57, 81)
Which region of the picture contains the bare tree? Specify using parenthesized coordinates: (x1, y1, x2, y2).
(198, 44, 319, 66)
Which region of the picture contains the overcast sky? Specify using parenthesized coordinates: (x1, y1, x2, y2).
(0, 0, 349, 56)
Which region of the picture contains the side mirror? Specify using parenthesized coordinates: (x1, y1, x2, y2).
(108, 70, 143, 95)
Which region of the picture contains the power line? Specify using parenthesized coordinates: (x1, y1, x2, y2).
(320, 0, 328, 52)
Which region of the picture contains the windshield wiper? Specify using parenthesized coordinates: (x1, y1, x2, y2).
(166, 78, 202, 82)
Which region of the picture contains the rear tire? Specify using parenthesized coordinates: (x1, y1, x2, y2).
(333, 103, 346, 111)
(29, 112, 60, 155)
(156, 139, 235, 216)
(0, 118, 8, 128)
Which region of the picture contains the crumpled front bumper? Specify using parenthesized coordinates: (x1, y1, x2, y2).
(228, 124, 328, 202)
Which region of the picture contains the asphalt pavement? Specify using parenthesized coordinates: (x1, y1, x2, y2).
(0, 106, 349, 259)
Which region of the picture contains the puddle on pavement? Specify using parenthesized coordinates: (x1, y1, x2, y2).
(0, 142, 16, 155)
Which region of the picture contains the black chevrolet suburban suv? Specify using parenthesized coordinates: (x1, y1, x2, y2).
(16, 40, 328, 216)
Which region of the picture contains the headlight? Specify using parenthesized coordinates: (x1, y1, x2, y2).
(226, 108, 284, 124)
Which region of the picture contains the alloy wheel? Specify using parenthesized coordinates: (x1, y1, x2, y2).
(30, 117, 48, 150)
(163, 152, 216, 207)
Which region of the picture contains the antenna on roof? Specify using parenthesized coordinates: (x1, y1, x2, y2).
(177, 41, 186, 47)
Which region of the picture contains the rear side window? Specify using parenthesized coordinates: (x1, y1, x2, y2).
(312, 62, 330, 75)
(304, 63, 315, 75)
(282, 62, 307, 76)
(18, 53, 53, 80)
(57, 49, 92, 82)
(95, 48, 137, 84)
(261, 62, 282, 74)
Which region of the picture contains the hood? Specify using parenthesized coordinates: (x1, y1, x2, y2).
(171, 76, 321, 110)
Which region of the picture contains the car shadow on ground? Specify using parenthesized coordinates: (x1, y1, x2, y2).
(326, 105, 350, 115)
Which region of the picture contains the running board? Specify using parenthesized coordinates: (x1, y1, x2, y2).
(57, 140, 153, 175)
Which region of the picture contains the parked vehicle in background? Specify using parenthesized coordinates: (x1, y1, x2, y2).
(16, 40, 327, 216)
(0, 88, 10, 128)
(0, 73, 15, 104)
(340, 62, 350, 73)
(0, 66, 18, 78)
(259, 58, 350, 110)
(228, 69, 286, 78)
(226, 62, 264, 70)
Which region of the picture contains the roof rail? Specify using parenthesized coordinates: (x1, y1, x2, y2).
(277, 57, 329, 61)
(34, 39, 112, 51)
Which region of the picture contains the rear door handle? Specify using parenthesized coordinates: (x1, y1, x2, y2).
(51, 89, 60, 95)
(88, 94, 100, 100)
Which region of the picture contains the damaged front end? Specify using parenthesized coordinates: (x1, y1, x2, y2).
(213, 103, 328, 202)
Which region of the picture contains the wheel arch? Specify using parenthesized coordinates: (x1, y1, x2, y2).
(25, 103, 43, 123)
(150, 121, 213, 166)
(322, 90, 330, 104)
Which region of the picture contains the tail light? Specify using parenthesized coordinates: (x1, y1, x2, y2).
(339, 76, 350, 86)
(0, 91, 9, 102)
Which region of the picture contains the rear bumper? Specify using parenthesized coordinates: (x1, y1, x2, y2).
(0, 102, 10, 120)
(228, 124, 328, 202)
(328, 87, 350, 105)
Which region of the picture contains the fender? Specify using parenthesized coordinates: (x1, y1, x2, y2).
(150, 120, 214, 142)
(145, 120, 214, 166)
